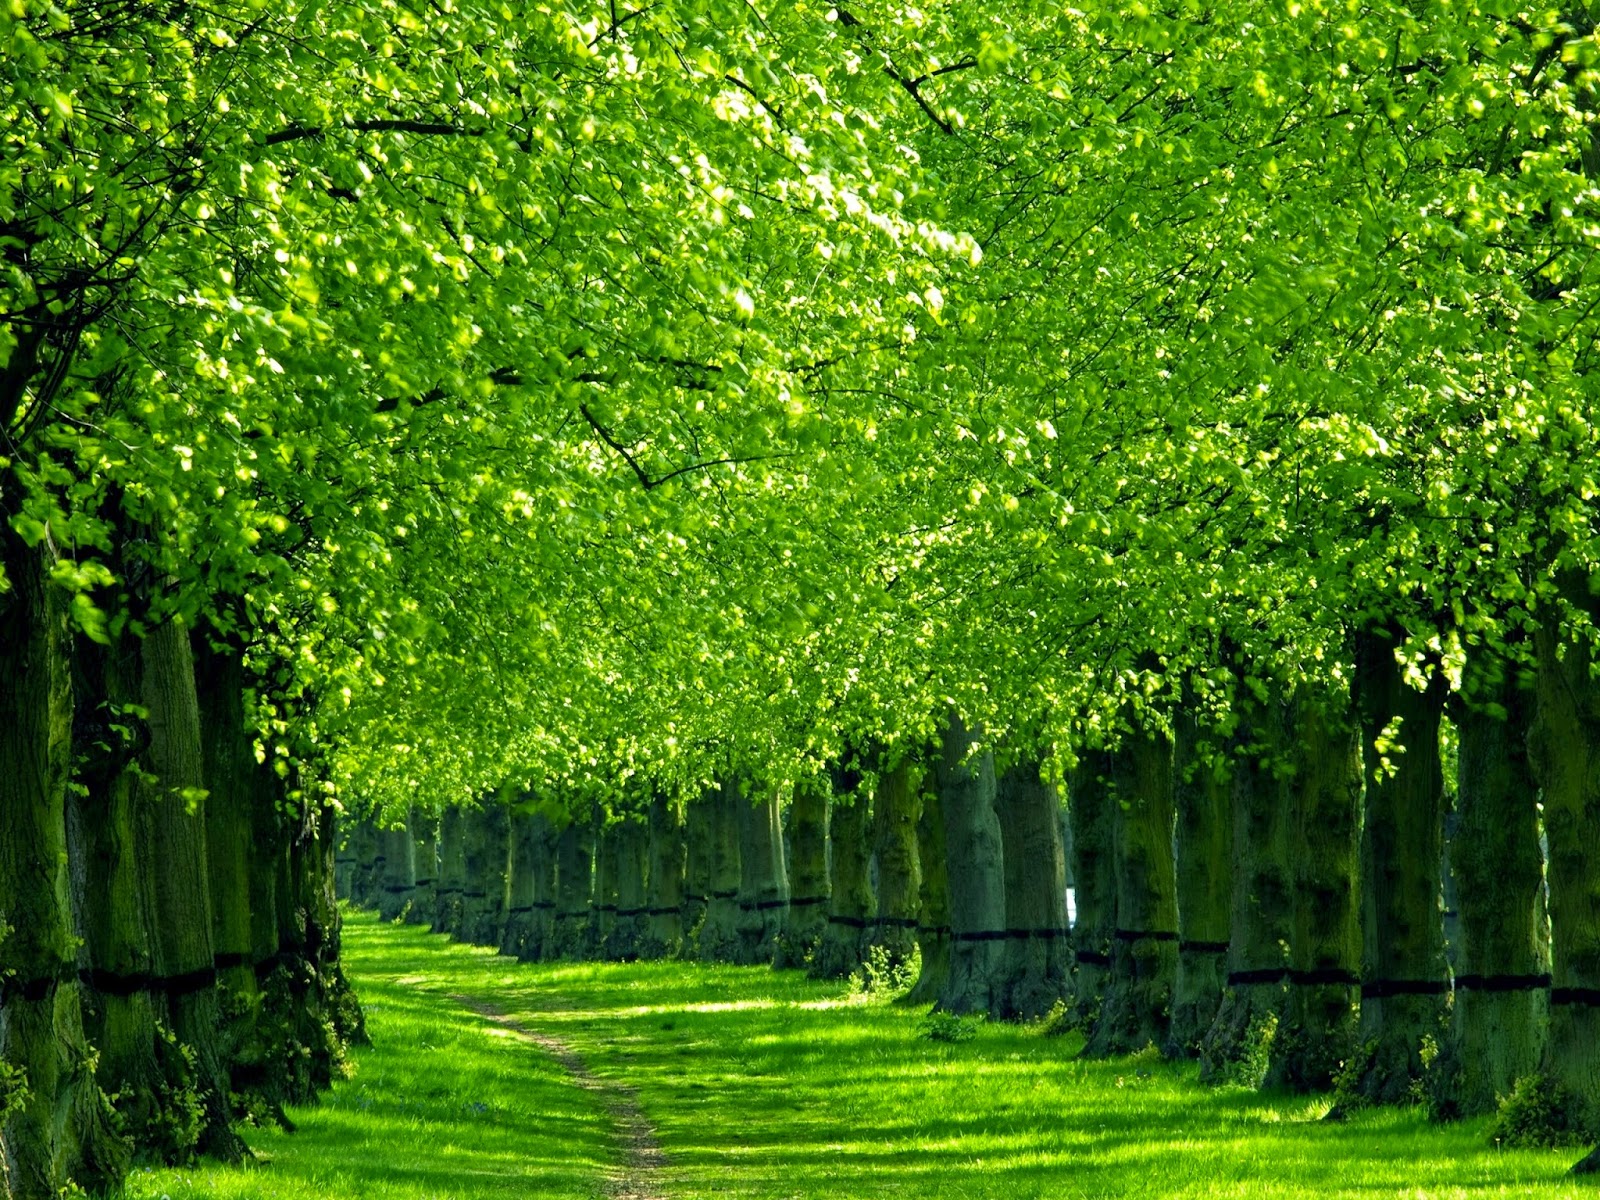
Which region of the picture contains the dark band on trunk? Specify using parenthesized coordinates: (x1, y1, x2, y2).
(918, 924, 953, 937)
(595, 904, 618, 913)
(507, 906, 534, 915)
(213, 951, 252, 971)
(1075, 949, 1112, 967)
(681, 893, 708, 904)
(414, 877, 435, 887)
(435, 886, 463, 896)
(786, 896, 829, 908)
(738, 899, 791, 911)
(647, 907, 682, 916)
(709, 889, 738, 900)
(1113, 929, 1179, 942)
(1454, 973, 1552, 992)
(462, 890, 487, 900)
(828, 914, 870, 929)
(1180, 939, 1230, 954)
(1551, 986, 1600, 1007)
(873, 916, 920, 929)
(1360, 978, 1451, 999)
(1228, 968, 1290, 987)
(615, 907, 649, 917)
(384, 884, 414, 894)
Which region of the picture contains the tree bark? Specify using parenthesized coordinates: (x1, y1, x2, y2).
(376, 823, 417, 922)
(680, 790, 714, 951)
(1087, 729, 1178, 1057)
(810, 766, 874, 979)
(591, 818, 620, 957)
(734, 785, 788, 965)
(1351, 628, 1449, 1106)
(501, 810, 542, 958)
(432, 807, 466, 935)
(407, 809, 438, 926)
(696, 782, 744, 963)
(1200, 693, 1292, 1083)
(1068, 752, 1116, 1031)
(1528, 619, 1600, 1136)
(1274, 687, 1363, 1092)
(460, 802, 509, 947)
(908, 776, 951, 1005)
(776, 779, 829, 969)
(936, 710, 1006, 1016)
(641, 796, 685, 960)
(1, 536, 129, 1198)
(608, 816, 650, 962)
(867, 758, 922, 971)
(1167, 710, 1231, 1058)
(994, 762, 1071, 1019)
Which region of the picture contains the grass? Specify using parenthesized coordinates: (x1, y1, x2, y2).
(126, 910, 1592, 1199)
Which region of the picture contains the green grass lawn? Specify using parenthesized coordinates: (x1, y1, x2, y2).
(126, 910, 1591, 1199)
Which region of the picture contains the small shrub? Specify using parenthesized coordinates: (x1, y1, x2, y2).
(850, 945, 918, 1000)
(1491, 1075, 1586, 1149)
(920, 1011, 982, 1043)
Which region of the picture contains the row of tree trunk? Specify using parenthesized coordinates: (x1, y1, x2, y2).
(1, 540, 365, 1200)
(352, 630, 1600, 1149)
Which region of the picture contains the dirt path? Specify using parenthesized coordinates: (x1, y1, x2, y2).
(450, 994, 667, 1200)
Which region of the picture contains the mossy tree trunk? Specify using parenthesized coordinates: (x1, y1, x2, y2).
(377, 824, 417, 922)
(994, 762, 1071, 1020)
(697, 782, 744, 963)
(908, 777, 951, 1005)
(1167, 710, 1231, 1058)
(1351, 629, 1450, 1105)
(776, 779, 829, 969)
(1087, 729, 1178, 1057)
(591, 818, 620, 957)
(1, 536, 129, 1199)
(407, 809, 438, 927)
(642, 796, 685, 960)
(550, 816, 595, 960)
(1274, 686, 1363, 1092)
(1068, 752, 1116, 1030)
(460, 802, 509, 947)
(1200, 692, 1292, 1083)
(734, 785, 788, 965)
(501, 810, 542, 958)
(609, 816, 650, 962)
(432, 807, 466, 935)
(1528, 618, 1600, 1137)
(867, 758, 922, 971)
(811, 765, 874, 979)
(937, 710, 1006, 1016)
(351, 819, 382, 909)
(680, 790, 714, 950)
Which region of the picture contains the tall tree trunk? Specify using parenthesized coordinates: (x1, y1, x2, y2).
(591, 818, 620, 958)
(734, 786, 788, 966)
(550, 816, 595, 960)
(1351, 629, 1449, 1105)
(1068, 752, 1116, 1031)
(811, 766, 874, 979)
(407, 809, 438, 927)
(696, 782, 744, 963)
(377, 824, 417, 922)
(1528, 618, 1600, 1137)
(867, 759, 922, 971)
(1, 536, 129, 1198)
(609, 816, 650, 962)
(908, 777, 951, 1005)
(351, 819, 382, 909)
(776, 780, 829, 969)
(432, 807, 466, 935)
(1167, 711, 1231, 1058)
(937, 711, 1006, 1016)
(642, 797, 685, 960)
(460, 803, 509, 947)
(1087, 729, 1178, 1057)
(1201, 694, 1292, 1083)
(680, 790, 714, 951)
(994, 762, 1071, 1020)
(501, 810, 541, 958)
(1273, 687, 1363, 1092)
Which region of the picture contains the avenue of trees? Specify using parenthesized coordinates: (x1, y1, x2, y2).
(4, 0, 1600, 1195)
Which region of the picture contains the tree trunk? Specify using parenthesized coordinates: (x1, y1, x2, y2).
(1200, 694, 1292, 1083)
(776, 780, 829, 969)
(1087, 729, 1178, 1057)
(1068, 752, 1116, 1031)
(867, 759, 922, 971)
(696, 782, 744, 963)
(811, 766, 874, 979)
(733, 786, 788, 966)
(641, 797, 685, 960)
(1352, 629, 1449, 1106)
(609, 816, 650, 962)
(432, 807, 466, 935)
(1528, 619, 1600, 1137)
(550, 816, 595, 960)
(994, 762, 1071, 1020)
(501, 810, 541, 958)
(908, 777, 952, 1004)
(937, 711, 1006, 1016)
(460, 803, 509, 947)
(1, 535, 129, 1198)
(1167, 711, 1231, 1058)
(680, 790, 714, 951)
(376, 824, 417, 922)
(1274, 687, 1363, 1092)
(407, 809, 438, 927)
(351, 819, 382, 909)
(591, 818, 620, 958)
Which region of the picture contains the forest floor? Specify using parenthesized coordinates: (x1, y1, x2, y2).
(124, 910, 1593, 1200)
